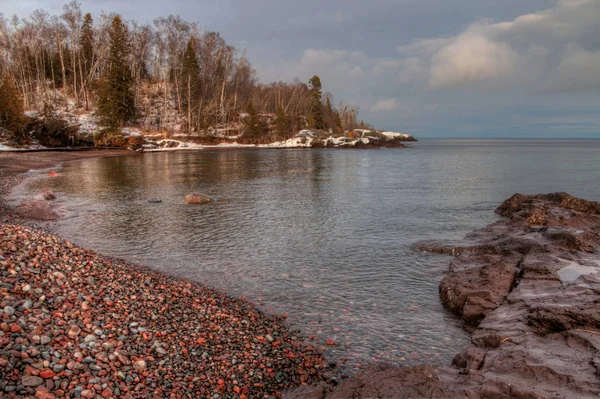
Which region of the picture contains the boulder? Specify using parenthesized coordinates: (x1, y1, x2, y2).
(17, 200, 62, 220)
(184, 193, 213, 205)
(34, 188, 56, 201)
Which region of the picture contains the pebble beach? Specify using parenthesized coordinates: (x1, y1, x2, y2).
(0, 151, 328, 399)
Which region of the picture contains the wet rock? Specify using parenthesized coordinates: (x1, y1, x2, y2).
(17, 200, 62, 220)
(184, 193, 214, 205)
(34, 188, 56, 201)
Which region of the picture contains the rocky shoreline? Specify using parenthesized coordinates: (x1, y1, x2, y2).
(3, 151, 600, 399)
(290, 192, 600, 398)
(0, 151, 330, 399)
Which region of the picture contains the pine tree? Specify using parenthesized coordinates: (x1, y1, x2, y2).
(0, 75, 25, 134)
(244, 100, 266, 139)
(80, 13, 94, 79)
(181, 38, 201, 133)
(80, 13, 94, 110)
(308, 75, 325, 130)
(97, 15, 135, 128)
(274, 105, 290, 139)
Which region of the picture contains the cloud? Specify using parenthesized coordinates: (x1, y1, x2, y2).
(429, 33, 516, 89)
(544, 43, 600, 92)
(398, 0, 600, 91)
(372, 98, 401, 112)
(255, 48, 368, 96)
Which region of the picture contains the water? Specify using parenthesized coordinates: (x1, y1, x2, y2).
(10, 139, 600, 371)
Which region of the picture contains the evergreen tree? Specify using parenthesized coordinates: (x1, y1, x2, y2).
(0, 75, 25, 133)
(181, 38, 201, 133)
(308, 75, 325, 130)
(80, 13, 94, 79)
(325, 96, 333, 115)
(244, 100, 267, 139)
(97, 15, 135, 128)
(274, 105, 290, 139)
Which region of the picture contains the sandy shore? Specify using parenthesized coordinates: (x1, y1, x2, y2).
(0, 151, 328, 399)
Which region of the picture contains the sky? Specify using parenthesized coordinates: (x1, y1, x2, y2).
(1, 0, 599, 138)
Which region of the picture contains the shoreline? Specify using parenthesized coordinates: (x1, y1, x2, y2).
(0, 150, 330, 398)
(3, 151, 600, 399)
(291, 193, 600, 398)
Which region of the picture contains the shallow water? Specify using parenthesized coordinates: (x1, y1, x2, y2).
(10, 139, 600, 371)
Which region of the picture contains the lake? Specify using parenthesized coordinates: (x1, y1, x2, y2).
(10, 139, 600, 371)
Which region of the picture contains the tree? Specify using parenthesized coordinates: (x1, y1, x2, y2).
(274, 105, 290, 139)
(308, 75, 325, 130)
(0, 75, 26, 134)
(244, 100, 267, 139)
(79, 13, 94, 109)
(181, 38, 201, 133)
(97, 15, 135, 128)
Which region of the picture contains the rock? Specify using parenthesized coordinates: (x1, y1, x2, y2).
(147, 198, 162, 204)
(16, 200, 62, 220)
(184, 193, 214, 205)
(22, 376, 44, 387)
(68, 325, 81, 339)
(35, 389, 56, 399)
(34, 188, 56, 201)
(83, 334, 96, 343)
(155, 347, 167, 357)
(0, 219, 327, 399)
(3, 306, 15, 316)
(39, 369, 56, 379)
(133, 360, 146, 373)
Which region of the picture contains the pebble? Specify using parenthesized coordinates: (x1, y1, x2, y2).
(0, 222, 328, 398)
(68, 325, 81, 339)
(22, 376, 44, 387)
(83, 334, 96, 342)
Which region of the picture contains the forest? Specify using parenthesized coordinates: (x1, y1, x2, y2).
(0, 2, 369, 145)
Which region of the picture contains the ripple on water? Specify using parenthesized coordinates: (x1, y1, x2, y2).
(11, 141, 600, 372)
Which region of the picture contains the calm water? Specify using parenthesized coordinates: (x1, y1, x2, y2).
(10, 139, 600, 371)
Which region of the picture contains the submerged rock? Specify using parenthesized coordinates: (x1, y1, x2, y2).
(184, 193, 213, 204)
(17, 200, 62, 220)
(34, 188, 56, 201)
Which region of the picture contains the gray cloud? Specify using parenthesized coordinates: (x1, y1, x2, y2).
(400, 0, 600, 91)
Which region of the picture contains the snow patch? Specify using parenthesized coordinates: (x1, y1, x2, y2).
(381, 131, 413, 140)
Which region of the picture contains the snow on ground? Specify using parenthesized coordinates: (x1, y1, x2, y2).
(380, 131, 413, 139)
(0, 143, 16, 151)
(0, 143, 48, 151)
(260, 137, 313, 148)
(121, 127, 143, 137)
(144, 139, 257, 152)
